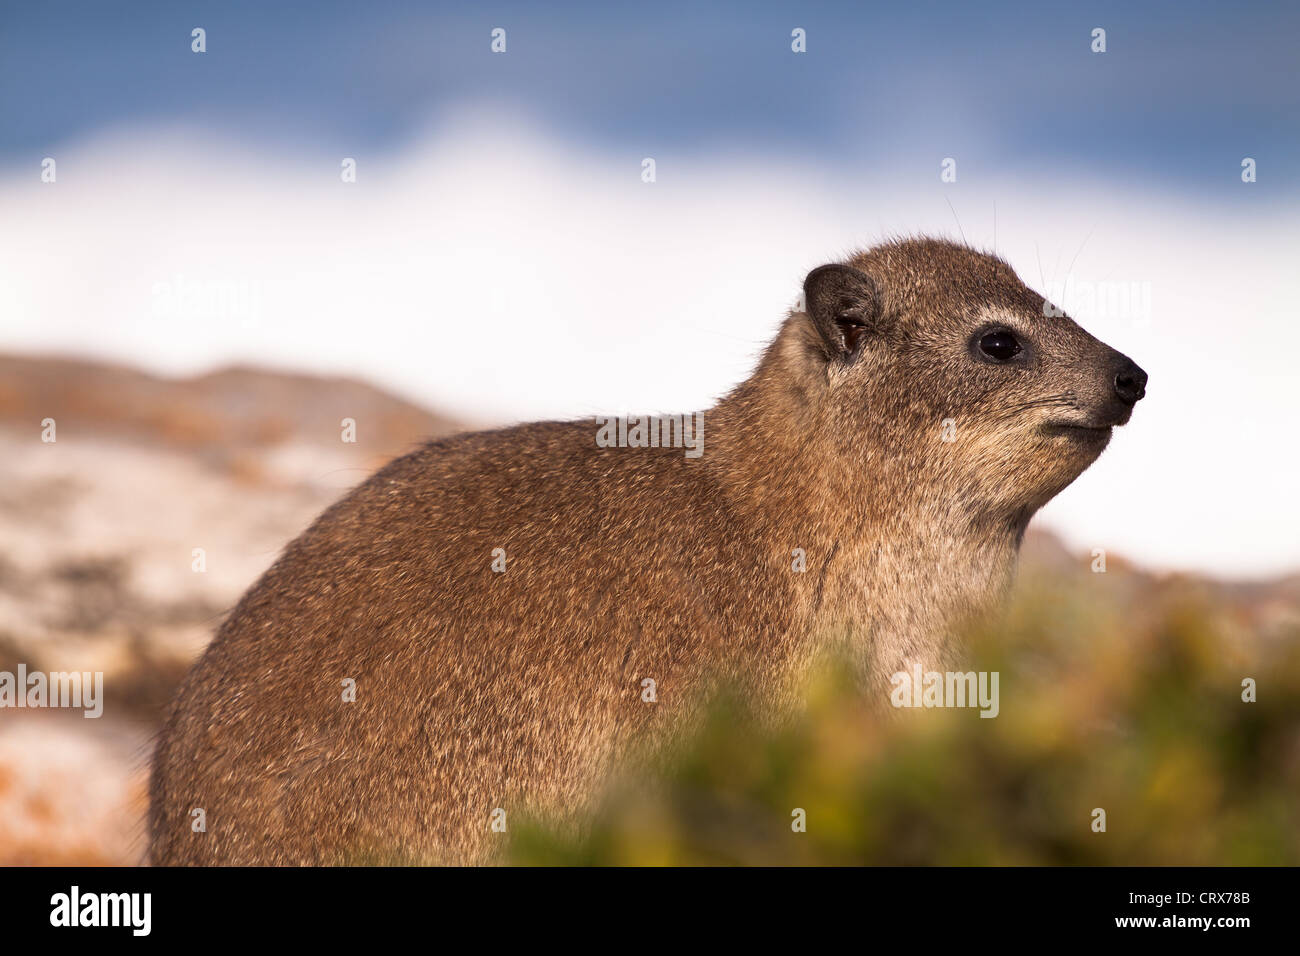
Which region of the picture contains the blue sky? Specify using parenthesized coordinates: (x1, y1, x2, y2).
(4, 0, 1297, 194)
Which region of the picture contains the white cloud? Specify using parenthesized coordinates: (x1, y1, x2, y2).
(2, 108, 1296, 577)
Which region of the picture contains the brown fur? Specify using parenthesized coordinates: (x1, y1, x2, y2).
(149, 238, 1145, 864)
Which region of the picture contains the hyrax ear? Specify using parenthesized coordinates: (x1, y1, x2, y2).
(803, 264, 882, 362)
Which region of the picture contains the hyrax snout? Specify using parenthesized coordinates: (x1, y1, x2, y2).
(150, 237, 1146, 865)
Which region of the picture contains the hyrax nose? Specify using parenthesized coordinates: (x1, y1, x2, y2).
(1113, 358, 1148, 406)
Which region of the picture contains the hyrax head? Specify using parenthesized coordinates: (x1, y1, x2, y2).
(800, 237, 1147, 514)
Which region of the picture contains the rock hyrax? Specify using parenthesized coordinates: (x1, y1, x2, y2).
(150, 237, 1147, 864)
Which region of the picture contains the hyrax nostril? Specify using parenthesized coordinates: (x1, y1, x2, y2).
(1113, 360, 1148, 406)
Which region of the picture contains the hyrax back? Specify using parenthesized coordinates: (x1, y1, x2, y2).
(150, 422, 804, 864)
(150, 238, 1145, 864)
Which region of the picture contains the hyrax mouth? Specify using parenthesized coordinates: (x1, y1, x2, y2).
(1042, 401, 1134, 436)
(1042, 421, 1114, 440)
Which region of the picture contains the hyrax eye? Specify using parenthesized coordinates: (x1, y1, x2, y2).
(977, 330, 1022, 361)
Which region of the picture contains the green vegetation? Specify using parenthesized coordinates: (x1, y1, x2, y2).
(511, 568, 1300, 865)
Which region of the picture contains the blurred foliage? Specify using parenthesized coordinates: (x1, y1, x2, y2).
(510, 567, 1300, 865)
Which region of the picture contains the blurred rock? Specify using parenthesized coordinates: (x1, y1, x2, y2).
(0, 354, 464, 864)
